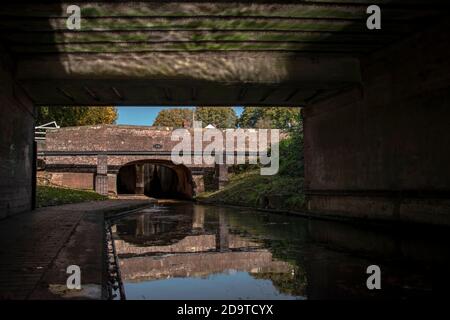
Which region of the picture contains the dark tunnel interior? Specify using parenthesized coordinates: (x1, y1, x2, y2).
(116, 163, 192, 200)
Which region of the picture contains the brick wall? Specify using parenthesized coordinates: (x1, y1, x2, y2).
(0, 47, 34, 218)
(44, 125, 273, 152)
(303, 20, 450, 225)
(42, 172, 95, 190)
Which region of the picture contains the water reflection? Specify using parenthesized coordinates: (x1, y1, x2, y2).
(111, 203, 450, 300)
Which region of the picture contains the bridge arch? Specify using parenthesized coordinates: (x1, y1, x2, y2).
(115, 159, 194, 200)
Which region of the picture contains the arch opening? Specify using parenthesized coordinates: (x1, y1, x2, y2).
(116, 161, 194, 200)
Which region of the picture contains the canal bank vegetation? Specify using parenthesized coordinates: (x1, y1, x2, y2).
(197, 169, 305, 211)
(197, 107, 305, 212)
(36, 185, 108, 208)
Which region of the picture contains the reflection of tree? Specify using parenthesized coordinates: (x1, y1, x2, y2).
(225, 211, 307, 263)
(251, 265, 307, 297)
(218, 210, 309, 296)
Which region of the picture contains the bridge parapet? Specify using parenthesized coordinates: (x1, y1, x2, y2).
(37, 124, 278, 197)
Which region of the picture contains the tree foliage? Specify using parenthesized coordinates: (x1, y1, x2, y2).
(278, 117, 304, 177)
(238, 107, 301, 129)
(152, 108, 193, 127)
(234, 106, 304, 177)
(194, 107, 237, 128)
(37, 106, 117, 127)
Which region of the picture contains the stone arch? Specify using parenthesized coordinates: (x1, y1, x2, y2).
(116, 159, 194, 200)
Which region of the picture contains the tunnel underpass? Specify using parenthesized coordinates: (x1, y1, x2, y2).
(116, 161, 194, 200)
(1, 0, 450, 303)
(0, 1, 449, 225)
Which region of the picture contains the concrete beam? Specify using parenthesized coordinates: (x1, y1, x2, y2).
(16, 52, 360, 105)
(16, 52, 360, 83)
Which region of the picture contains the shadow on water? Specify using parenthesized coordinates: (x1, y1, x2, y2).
(111, 202, 450, 300)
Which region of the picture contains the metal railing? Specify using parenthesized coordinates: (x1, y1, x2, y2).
(35, 121, 60, 141)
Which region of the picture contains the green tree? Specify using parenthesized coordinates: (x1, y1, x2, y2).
(238, 107, 264, 128)
(194, 107, 237, 128)
(76, 107, 118, 126)
(238, 107, 301, 129)
(237, 107, 304, 176)
(278, 115, 304, 177)
(153, 108, 193, 127)
(37, 106, 117, 127)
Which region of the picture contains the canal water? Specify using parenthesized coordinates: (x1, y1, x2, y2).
(110, 202, 450, 300)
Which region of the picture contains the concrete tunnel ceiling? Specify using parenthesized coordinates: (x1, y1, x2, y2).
(0, 0, 447, 106)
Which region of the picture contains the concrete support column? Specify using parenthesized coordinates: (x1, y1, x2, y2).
(95, 155, 108, 195)
(216, 211, 229, 252)
(135, 214, 145, 236)
(192, 174, 205, 195)
(215, 164, 228, 190)
(135, 164, 145, 194)
(303, 21, 450, 225)
(193, 205, 205, 230)
(0, 47, 34, 218)
(107, 173, 117, 196)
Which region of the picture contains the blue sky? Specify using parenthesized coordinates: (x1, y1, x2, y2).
(117, 106, 243, 126)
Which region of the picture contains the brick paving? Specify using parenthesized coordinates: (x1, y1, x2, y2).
(0, 199, 153, 299)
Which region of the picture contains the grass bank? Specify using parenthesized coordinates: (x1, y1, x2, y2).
(36, 185, 108, 208)
(197, 121, 306, 212)
(196, 169, 305, 212)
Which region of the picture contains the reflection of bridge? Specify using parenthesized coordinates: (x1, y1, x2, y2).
(114, 234, 261, 255)
(113, 205, 295, 283)
(119, 250, 294, 282)
(115, 202, 450, 299)
(37, 124, 274, 198)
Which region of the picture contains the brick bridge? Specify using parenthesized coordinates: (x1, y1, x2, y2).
(37, 124, 272, 199)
